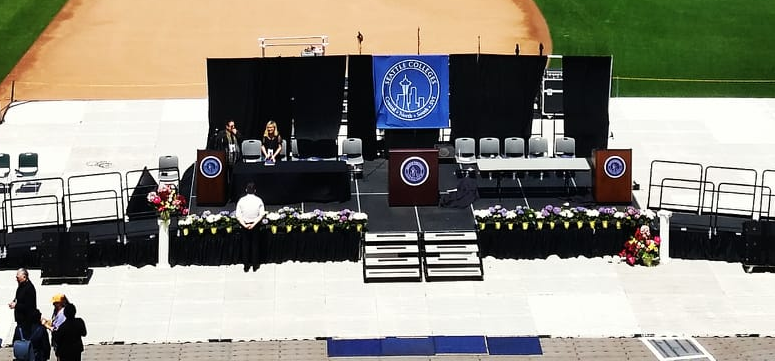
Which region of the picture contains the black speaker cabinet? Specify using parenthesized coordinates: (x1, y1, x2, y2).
(40, 232, 90, 284)
(744, 220, 775, 266)
(744, 221, 763, 265)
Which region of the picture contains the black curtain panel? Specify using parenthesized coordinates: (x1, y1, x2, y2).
(478, 55, 545, 141)
(206, 58, 260, 143)
(346, 55, 378, 160)
(563, 56, 612, 157)
(255, 57, 293, 141)
(290, 56, 346, 141)
(449, 54, 480, 140)
(449, 54, 545, 147)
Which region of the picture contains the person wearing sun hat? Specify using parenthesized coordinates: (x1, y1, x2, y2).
(43, 293, 69, 358)
(45, 294, 69, 332)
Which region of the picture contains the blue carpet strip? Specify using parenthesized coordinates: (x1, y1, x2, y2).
(327, 336, 541, 357)
(486, 336, 543, 355)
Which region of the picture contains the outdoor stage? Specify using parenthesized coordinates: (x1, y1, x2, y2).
(1, 98, 775, 346)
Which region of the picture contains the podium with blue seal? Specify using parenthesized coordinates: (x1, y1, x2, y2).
(196, 149, 227, 206)
(388, 149, 439, 206)
(591, 148, 632, 203)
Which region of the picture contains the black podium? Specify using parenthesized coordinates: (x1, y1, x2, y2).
(388, 149, 439, 206)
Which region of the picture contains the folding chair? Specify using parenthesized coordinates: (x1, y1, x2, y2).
(503, 137, 525, 158)
(555, 137, 576, 158)
(478, 137, 500, 159)
(241, 139, 262, 163)
(503, 137, 526, 179)
(554, 137, 577, 180)
(158, 155, 179, 185)
(15, 152, 39, 193)
(341, 138, 364, 178)
(454, 137, 477, 177)
(0, 153, 10, 193)
(528, 137, 549, 158)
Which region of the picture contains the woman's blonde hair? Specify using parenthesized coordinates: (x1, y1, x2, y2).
(263, 120, 280, 138)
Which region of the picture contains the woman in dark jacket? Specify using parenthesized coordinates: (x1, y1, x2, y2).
(52, 303, 87, 361)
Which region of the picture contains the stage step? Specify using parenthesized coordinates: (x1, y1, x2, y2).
(422, 231, 483, 282)
(425, 244, 478, 253)
(426, 254, 481, 265)
(363, 232, 422, 283)
(426, 267, 483, 278)
(365, 268, 422, 279)
(365, 257, 420, 267)
(364, 245, 419, 254)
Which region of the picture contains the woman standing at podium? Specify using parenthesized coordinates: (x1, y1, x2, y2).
(261, 120, 283, 162)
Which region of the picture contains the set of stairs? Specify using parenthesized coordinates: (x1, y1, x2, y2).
(363, 232, 422, 282)
(422, 231, 483, 281)
(362, 231, 483, 282)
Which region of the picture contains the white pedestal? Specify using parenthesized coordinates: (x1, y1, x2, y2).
(158, 219, 171, 268)
(657, 210, 673, 264)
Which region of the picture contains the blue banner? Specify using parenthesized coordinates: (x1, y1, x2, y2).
(373, 55, 449, 129)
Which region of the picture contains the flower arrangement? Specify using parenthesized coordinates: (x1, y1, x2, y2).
(177, 214, 198, 236)
(514, 205, 535, 224)
(619, 225, 661, 266)
(176, 208, 369, 236)
(474, 204, 656, 231)
(146, 184, 189, 221)
(538, 205, 561, 223)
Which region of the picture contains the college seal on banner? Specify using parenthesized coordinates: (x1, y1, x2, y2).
(381, 59, 440, 122)
(400, 156, 429, 186)
(604, 155, 626, 179)
(199, 156, 223, 179)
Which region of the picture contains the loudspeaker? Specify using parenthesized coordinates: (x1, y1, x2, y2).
(40, 232, 89, 282)
(434, 143, 455, 164)
(744, 221, 762, 264)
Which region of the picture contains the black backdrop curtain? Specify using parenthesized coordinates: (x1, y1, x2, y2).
(346, 55, 378, 160)
(449, 55, 545, 149)
(562, 56, 612, 157)
(206, 58, 261, 142)
(290, 56, 346, 140)
(207, 57, 346, 154)
(255, 57, 292, 141)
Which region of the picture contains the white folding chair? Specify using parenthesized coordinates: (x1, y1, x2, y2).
(158, 155, 179, 185)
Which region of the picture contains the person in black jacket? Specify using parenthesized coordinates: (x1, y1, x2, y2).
(29, 309, 52, 361)
(52, 303, 87, 361)
(210, 119, 242, 166)
(8, 268, 37, 341)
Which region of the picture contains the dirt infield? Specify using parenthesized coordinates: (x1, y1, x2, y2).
(0, 0, 550, 106)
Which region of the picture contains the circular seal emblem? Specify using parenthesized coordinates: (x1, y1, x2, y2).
(604, 156, 626, 179)
(381, 59, 440, 121)
(199, 156, 223, 179)
(400, 156, 430, 186)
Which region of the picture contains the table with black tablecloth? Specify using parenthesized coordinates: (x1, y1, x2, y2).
(231, 161, 351, 204)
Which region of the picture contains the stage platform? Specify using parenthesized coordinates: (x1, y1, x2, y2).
(2, 98, 775, 350)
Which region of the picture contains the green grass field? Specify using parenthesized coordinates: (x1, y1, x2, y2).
(0, 0, 68, 89)
(1, 0, 774, 97)
(535, 0, 775, 96)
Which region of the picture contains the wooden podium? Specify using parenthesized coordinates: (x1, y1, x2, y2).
(388, 149, 439, 206)
(592, 149, 632, 203)
(196, 149, 227, 205)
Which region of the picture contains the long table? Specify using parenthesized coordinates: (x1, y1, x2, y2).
(231, 161, 351, 204)
(476, 157, 591, 172)
(476, 157, 592, 197)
